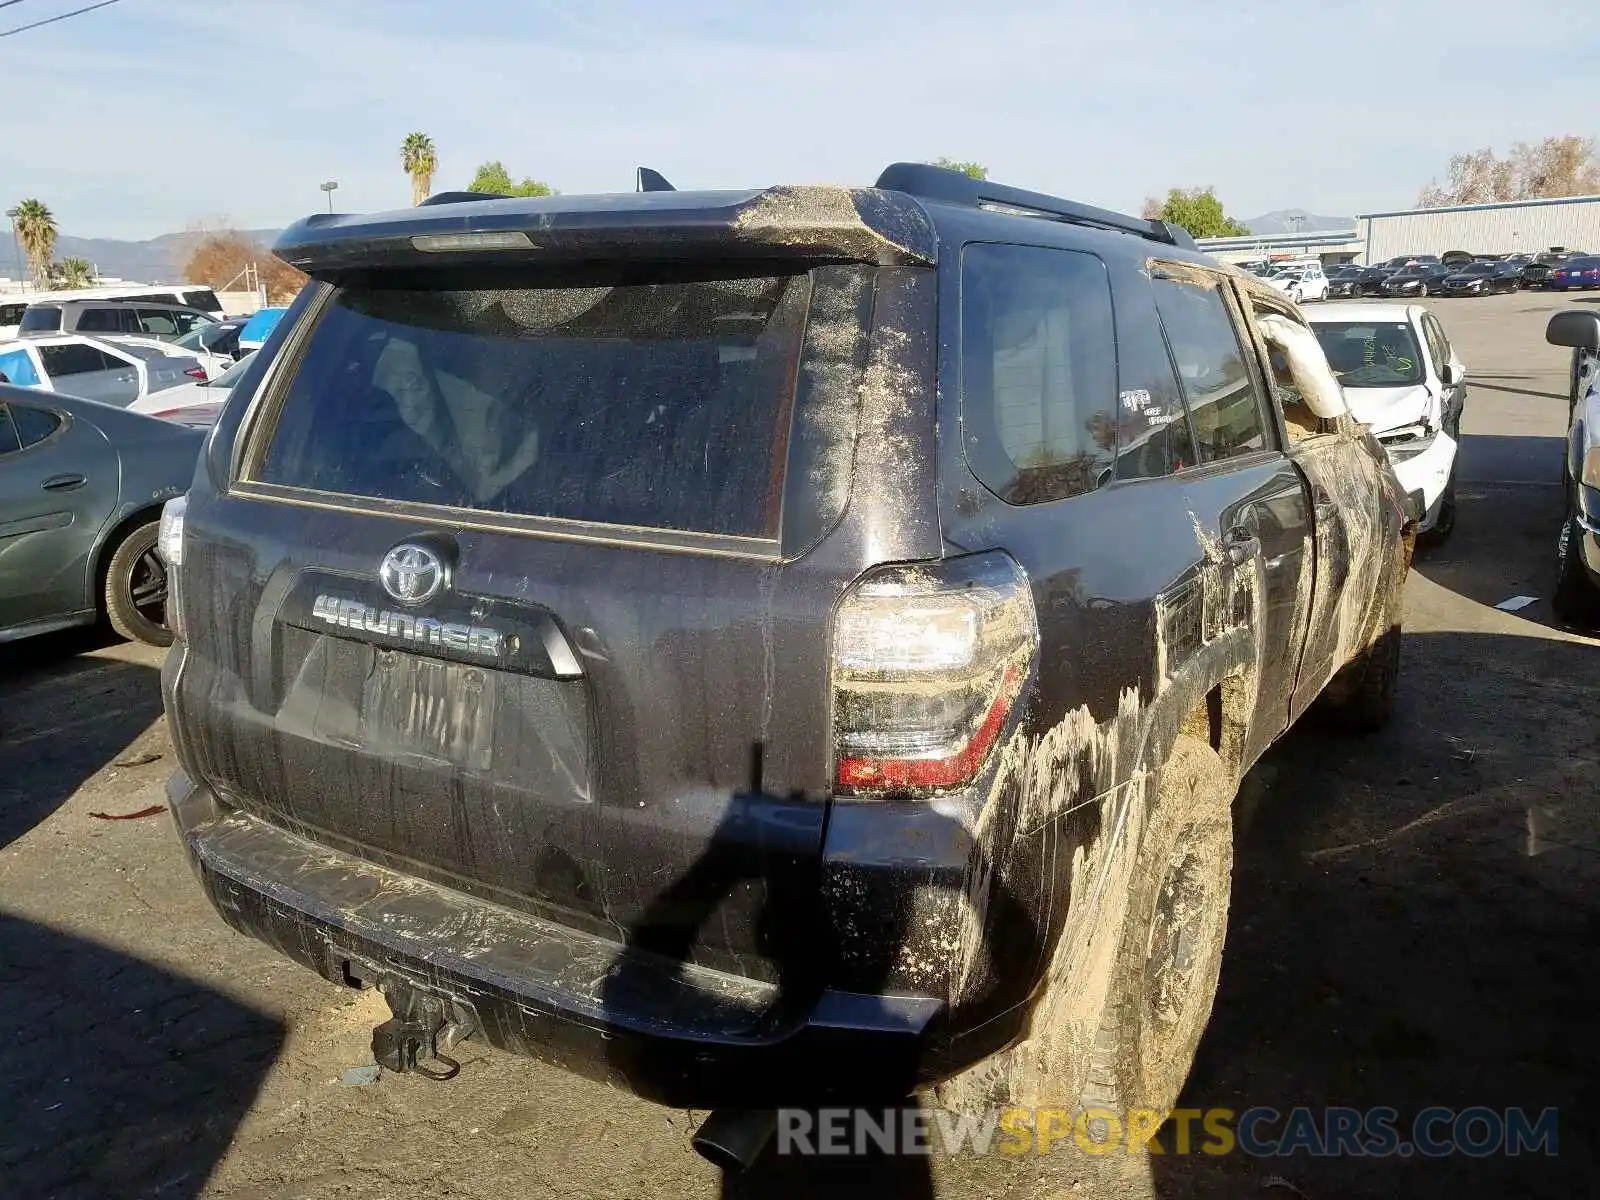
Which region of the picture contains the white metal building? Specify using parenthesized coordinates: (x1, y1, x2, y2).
(1195, 229, 1364, 266)
(1359, 195, 1600, 261)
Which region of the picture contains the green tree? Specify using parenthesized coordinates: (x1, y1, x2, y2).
(931, 157, 989, 180)
(12, 198, 57, 288)
(401, 132, 437, 206)
(50, 257, 94, 289)
(466, 160, 556, 197)
(1141, 187, 1250, 238)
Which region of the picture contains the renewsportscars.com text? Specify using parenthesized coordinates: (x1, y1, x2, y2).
(776, 1106, 1558, 1159)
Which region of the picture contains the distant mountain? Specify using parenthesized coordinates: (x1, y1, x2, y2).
(41, 229, 284, 284)
(1242, 209, 1353, 236)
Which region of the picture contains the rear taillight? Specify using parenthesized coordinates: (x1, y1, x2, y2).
(157, 495, 187, 639)
(184, 367, 207, 380)
(832, 552, 1038, 794)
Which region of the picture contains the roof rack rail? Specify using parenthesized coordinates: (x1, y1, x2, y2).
(874, 162, 1196, 250)
(417, 190, 507, 206)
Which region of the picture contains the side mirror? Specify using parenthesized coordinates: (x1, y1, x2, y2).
(1546, 310, 1600, 350)
(1440, 362, 1461, 387)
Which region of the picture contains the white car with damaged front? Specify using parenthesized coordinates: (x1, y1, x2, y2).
(1307, 303, 1466, 541)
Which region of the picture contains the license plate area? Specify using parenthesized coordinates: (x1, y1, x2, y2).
(360, 649, 498, 769)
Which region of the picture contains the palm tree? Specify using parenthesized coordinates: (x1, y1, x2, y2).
(52, 257, 94, 289)
(401, 132, 437, 206)
(13, 199, 57, 288)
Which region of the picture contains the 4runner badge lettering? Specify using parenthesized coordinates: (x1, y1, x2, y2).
(309, 594, 507, 659)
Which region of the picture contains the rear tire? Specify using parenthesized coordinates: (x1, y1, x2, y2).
(1079, 737, 1233, 1123)
(103, 521, 173, 647)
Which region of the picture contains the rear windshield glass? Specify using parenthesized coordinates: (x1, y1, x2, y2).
(182, 289, 222, 313)
(256, 270, 812, 537)
(19, 306, 62, 333)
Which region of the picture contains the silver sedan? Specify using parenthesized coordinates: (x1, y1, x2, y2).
(0, 385, 202, 646)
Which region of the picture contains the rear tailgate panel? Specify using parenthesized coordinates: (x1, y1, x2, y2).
(170, 262, 942, 983)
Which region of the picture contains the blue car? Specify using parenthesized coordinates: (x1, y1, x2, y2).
(1552, 256, 1600, 290)
(235, 306, 287, 354)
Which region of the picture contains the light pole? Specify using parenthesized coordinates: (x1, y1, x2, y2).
(4, 206, 23, 291)
(319, 181, 339, 213)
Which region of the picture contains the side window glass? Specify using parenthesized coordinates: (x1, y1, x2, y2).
(1152, 273, 1269, 462)
(961, 243, 1118, 504)
(0, 404, 21, 454)
(1112, 297, 1196, 481)
(75, 308, 120, 332)
(138, 310, 180, 336)
(0, 347, 39, 386)
(12, 404, 62, 447)
(172, 310, 210, 335)
(1425, 316, 1452, 369)
(39, 343, 108, 378)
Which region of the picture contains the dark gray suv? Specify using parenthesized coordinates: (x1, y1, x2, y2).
(158, 164, 1411, 1165)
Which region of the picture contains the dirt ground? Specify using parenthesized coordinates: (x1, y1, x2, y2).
(3, 290, 1597, 1199)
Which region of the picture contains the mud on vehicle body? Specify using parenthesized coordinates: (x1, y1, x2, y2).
(159, 164, 1412, 1155)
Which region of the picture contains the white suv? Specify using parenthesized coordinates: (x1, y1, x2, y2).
(1266, 263, 1330, 303)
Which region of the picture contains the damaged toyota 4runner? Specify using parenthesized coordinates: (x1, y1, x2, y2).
(159, 164, 1412, 1161)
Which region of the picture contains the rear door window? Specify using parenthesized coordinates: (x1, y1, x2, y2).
(1151, 271, 1271, 462)
(39, 343, 115, 378)
(255, 269, 814, 538)
(137, 309, 181, 337)
(0, 405, 20, 454)
(74, 307, 122, 333)
(12, 403, 62, 447)
(960, 242, 1118, 504)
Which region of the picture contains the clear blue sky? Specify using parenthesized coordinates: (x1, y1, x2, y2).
(4, 0, 1598, 240)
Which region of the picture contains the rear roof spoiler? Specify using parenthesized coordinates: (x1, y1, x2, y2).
(272, 185, 939, 274)
(874, 162, 1196, 249)
(271, 161, 1196, 276)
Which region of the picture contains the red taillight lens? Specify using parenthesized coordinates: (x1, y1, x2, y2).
(184, 367, 207, 380)
(831, 553, 1038, 795)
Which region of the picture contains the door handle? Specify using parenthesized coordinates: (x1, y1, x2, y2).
(1222, 530, 1261, 566)
(41, 473, 87, 492)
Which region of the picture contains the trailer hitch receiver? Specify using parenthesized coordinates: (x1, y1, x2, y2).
(370, 978, 477, 1080)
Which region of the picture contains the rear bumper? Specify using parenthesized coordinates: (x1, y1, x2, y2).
(167, 771, 960, 1107)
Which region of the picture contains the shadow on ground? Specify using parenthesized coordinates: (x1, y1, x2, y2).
(0, 912, 285, 1199)
(1414, 435, 1588, 632)
(0, 630, 163, 848)
(1151, 630, 1600, 1198)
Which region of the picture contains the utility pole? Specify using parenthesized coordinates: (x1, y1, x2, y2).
(320, 181, 339, 213)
